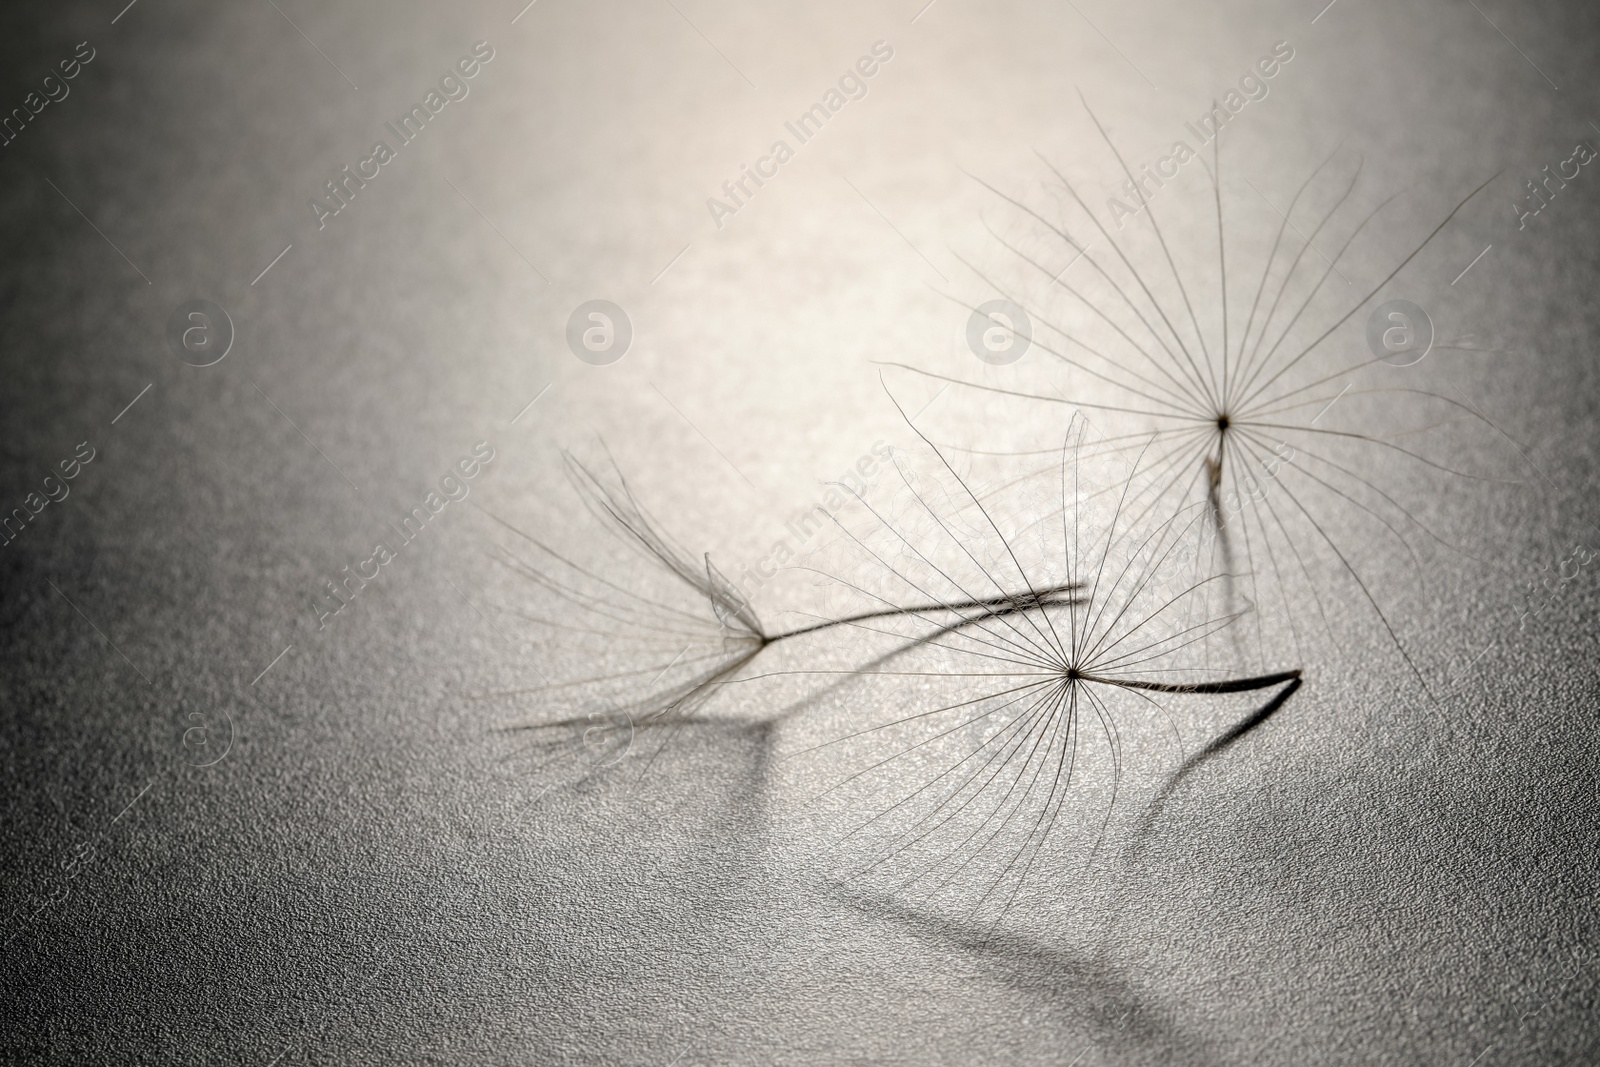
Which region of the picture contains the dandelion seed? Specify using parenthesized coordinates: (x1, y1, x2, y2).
(883, 99, 1514, 689)
(477, 448, 1083, 779)
(786, 415, 1302, 916)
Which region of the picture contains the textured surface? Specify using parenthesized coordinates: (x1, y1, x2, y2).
(1, 0, 1598, 1063)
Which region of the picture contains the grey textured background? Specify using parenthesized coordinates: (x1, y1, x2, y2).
(1, 0, 1597, 1063)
